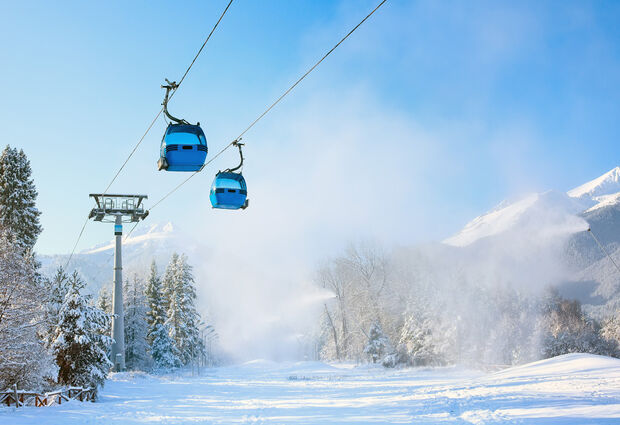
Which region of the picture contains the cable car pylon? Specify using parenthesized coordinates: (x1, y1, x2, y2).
(88, 193, 149, 371)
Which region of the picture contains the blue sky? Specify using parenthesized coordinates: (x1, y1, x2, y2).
(1, 0, 619, 257)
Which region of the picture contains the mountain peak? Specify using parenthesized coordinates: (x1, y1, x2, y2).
(568, 166, 620, 199)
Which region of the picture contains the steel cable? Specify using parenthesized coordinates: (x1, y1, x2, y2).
(146, 0, 388, 214)
(64, 0, 235, 269)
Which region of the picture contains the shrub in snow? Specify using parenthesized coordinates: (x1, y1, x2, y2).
(52, 272, 112, 399)
(381, 352, 400, 368)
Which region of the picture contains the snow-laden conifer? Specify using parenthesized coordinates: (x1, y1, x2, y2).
(162, 254, 204, 366)
(364, 321, 389, 364)
(0, 146, 42, 250)
(146, 260, 180, 370)
(42, 266, 71, 348)
(52, 271, 112, 398)
(124, 275, 149, 370)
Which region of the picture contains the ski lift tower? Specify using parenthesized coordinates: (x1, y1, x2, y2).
(88, 193, 149, 371)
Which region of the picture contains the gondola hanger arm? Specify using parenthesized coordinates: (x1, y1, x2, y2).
(161, 79, 190, 125)
(225, 139, 245, 173)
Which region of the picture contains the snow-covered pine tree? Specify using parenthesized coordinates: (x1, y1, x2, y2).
(145, 260, 180, 370)
(124, 275, 149, 371)
(162, 253, 204, 366)
(363, 321, 389, 364)
(42, 266, 71, 348)
(0, 146, 42, 250)
(97, 285, 112, 316)
(397, 299, 456, 367)
(0, 229, 55, 389)
(52, 271, 112, 398)
(95, 285, 113, 351)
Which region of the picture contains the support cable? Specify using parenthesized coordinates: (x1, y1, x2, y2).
(63, 0, 234, 268)
(588, 227, 620, 276)
(63, 217, 90, 270)
(102, 0, 234, 195)
(147, 0, 388, 213)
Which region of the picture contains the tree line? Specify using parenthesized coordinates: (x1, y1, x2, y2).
(97, 255, 210, 372)
(0, 145, 211, 399)
(316, 243, 620, 367)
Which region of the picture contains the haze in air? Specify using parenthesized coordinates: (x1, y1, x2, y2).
(1, 1, 620, 424)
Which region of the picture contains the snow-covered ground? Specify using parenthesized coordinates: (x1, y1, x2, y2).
(2, 354, 620, 424)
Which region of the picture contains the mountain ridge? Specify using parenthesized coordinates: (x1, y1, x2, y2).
(444, 167, 620, 247)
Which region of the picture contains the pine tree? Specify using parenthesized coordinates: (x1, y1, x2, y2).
(96, 285, 112, 316)
(364, 321, 389, 364)
(397, 305, 456, 367)
(162, 253, 204, 366)
(124, 275, 149, 371)
(52, 272, 112, 398)
(145, 260, 180, 370)
(0, 146, 42, 250)
(42, 266, 71, 348)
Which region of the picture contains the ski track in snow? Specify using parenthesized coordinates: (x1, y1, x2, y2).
(2, 354, 620, 425)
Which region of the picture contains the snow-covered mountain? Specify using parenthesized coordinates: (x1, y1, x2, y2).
(443, 166, 620, 311)
(568, 166, 620, 200)
(39, 221, 206, 294)
(442, 190, 589, 247)
(444, 166, 620, 247)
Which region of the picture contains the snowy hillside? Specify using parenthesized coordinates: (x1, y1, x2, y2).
(442, 190, 588, 247)
(3, 353, 619, 424)
(568, 166, 620, 200)
(441, 167, 620, 310)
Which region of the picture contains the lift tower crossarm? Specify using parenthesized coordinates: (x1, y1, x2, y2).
(88, 194, 149, 222)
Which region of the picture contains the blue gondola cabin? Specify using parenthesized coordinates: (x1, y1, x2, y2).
(158, 124, 208, 172)
(210, 171, 248, 210)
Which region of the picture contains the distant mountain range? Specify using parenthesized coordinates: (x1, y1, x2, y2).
(39, 222, 205, 294)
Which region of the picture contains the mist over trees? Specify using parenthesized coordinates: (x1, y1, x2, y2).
(0, 140, 618, 402)
(316, 242, 620, 367)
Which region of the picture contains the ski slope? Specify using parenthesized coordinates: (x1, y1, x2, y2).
(2, 354, 619, 424)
